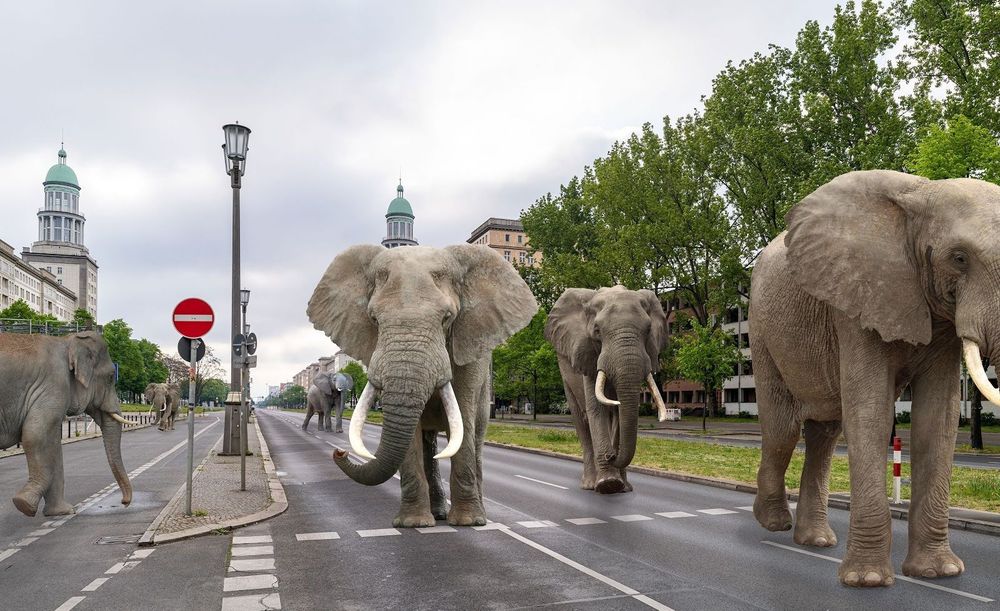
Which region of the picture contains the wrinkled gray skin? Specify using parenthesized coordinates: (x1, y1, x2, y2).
(751, 170, 1000, 587)
(145, 382, 180, 431)
(302, 372, 346, 433)
(0, 331, 132, 516)
(307, 244, 537, 527)
(545, 286, 667, 493)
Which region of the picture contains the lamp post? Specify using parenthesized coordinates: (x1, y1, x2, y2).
(222, 122, 250, 456)
(240, 287, 250, 491)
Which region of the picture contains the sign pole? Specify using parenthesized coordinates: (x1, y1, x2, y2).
(240, 363, 247, 491)
(186, 338, 199, 516)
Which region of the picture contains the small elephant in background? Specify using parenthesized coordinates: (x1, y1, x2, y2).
(145, 382, 180, 431)
(545, 286, 669, 493)
(302, 371, 353, 433)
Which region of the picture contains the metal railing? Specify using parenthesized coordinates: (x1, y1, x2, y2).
(0, 318, 98, 336)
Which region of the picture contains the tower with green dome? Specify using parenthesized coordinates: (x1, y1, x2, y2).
(381, 181, 418, 248)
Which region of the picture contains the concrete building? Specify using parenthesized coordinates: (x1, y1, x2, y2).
(292, 350, 363, 390)
(382, 182, 418, 249)
(0, 239, 77, 320)
(467, 218, 542, 267)
(21, 147, 99, 318)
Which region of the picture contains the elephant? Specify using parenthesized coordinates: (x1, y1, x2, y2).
(545, 286, 669, 493)
(302, 371, 353, 433)
(144, 382, 181, 431)
(750, 170, 1000, 587)
(307, 244, 537, 527)
(0, 331, 133, 516)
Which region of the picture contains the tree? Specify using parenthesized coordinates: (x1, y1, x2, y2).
(200, 378, 229, 405)
(672, 321, 743, 431)
(279, 385, 307, 408)
(909, 114, 1000, 181)
(492, 309, 564, 419)
(0, 299, 58, 324)
(102, 319, 146, 397)
(136, 339, 169, 387)
(72, 308, 96, 328)
(339, 361, 368, 404)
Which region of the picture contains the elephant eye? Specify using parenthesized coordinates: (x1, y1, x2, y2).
(951, 251, 969, 268)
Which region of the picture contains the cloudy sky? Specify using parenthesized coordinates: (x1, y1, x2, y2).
(0, 1, 839, 397)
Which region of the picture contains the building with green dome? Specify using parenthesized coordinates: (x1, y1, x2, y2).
(381, 181, 418, 248)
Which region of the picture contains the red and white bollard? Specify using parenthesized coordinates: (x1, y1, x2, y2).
(892, 436, 902, 504)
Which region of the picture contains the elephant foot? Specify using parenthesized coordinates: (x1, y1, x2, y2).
(393, 510, 436, 528)
(580, 476, 595, 490)
(430, 498, 448, 520)
(594, 475, 624, 494)
(12, 492, 39, 517)
(335, 428, 343, 434)
(43, 500, 76, 516)
(839, 553, 894, 588)
(902, 547, 964, 579)
(793, 522, 837, 547)
(447, 503, 487, 526)
(753, 496, 792, 531)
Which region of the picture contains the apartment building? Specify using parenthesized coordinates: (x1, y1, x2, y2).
(466, 218, 542, 267)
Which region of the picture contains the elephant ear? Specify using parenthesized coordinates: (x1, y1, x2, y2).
(545, 288, 599, 375)
(314, 373, 333, 395)
(784, 170, 932, 345)
(144, 383, 157, 403)
(445, 244, 539, 366)
(638, 289, 668, 372)
(68, 333, 98, 389)
(307, 245, 385, 365)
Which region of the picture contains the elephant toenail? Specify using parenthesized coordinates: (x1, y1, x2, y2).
(922, 568, 937, 578)
(815, 537, 827, 546)
(844, 571, 859, 585)
(942, 563, 959, 576)
(863, 572, 882, 586)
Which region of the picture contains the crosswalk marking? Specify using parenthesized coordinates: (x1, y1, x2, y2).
(230, 558, 276, 572)
(736, 506, 754, 511)
(231, 545, 274, 557)
(130, 548, 156, 559)
(357, 528, 401, 537)
(416, 525, 457, 534)
(698, 508, 738, 515)
(0, 548, 18, 562)
(472, 522, 510, 531)
(295, 532, 340, 541)
(223, 574, 279, 592)
(656, 511, 696, 519)
(566, 518, 606, 525)
(81, 578, 109, 592)
(517, 520, 558, 529)
(54, 596, 85, 611)
(233, 535, 272, 545)
(611, 514, 653, 522)
(222, 593, 283, 610)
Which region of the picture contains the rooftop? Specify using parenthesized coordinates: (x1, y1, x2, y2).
(467, 217, 524, 243)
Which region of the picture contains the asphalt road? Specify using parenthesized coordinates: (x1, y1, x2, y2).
(257, 409, 1000, 611)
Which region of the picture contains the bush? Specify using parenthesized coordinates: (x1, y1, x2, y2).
(638, 402, 656, 417)
(896, 411, 911, 424)
(737, 411, 757, 420)
(982, 412, 997, 427)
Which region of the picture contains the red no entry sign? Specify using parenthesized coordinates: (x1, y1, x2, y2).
(172, 298, 215, 338)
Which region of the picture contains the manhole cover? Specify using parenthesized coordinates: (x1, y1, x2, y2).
(96, 534, 142, 545)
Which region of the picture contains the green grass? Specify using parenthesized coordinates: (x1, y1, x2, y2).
(485, 423, 1000, 513)
(955, 444, 1000, 455)
(119, 403, 149, 412)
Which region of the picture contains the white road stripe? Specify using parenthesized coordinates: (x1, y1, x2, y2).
(29, 528, 54, 537)
(230, 558, 276, 572)
(656, 511, 695, 519)
(514, 474, 568, 489)
(566, 518, 607, 525)
(230, 545, 274, 557)
(500, 528, 675, 611)
(130, 549, 155, 559)
(761, 541, 994, 603)
(295, 532, 340, 541)
(233, 535, 272, 545)
(611, 514, 653, 522)
(698, 508, 738, 515)
(54, 596, 86, 611)
(736, 506, 755, 511)
(223, 574, 279, 592)
(472, 523, 509, 531)
(222, 593, 282, 611)
(357, 528, 401, 538)
(416, 526, 457, 534)
(81, 577, 109, 592)
(14, 537, 38, 546)
(517, 520, 558, 529)
(0, 548, 18, 562)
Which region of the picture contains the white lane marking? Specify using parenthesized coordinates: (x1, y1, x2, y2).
(416, 525, 457, 534)
(566, 518, 607, 525)
(656, 511, 695, 519)
(54, 596, 86, 611)
(761, 541, 994, 603)
(357, 528, 401, 538)
(611, 514, 653, 522)
(295, 532, 340, 541)
(223, 574, 279, 592)
(517, 520, 558, 529)
(275, 471, 287, 476)
(736, 506, 754, 511)
(698, 508, 738, 516)
(230, 545, 274, 557)
(130, 549, 155, 559)
(0, 548, 18, 561)
(233, 535, 272, 545)
(473, 523, 509, 531)
(514, 474, 568, 490)
(14, 537, 38, 546)
(41, 521, 55, 527)
(221, 593, 282, 611)
(81, 577, 109, 591)
(29, 528, 54, 537)
(104, 561, 140, 574)
(230, 558, 276, 572)
(500, 528, 675, 611)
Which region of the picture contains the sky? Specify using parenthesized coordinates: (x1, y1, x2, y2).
(0, 0, 840, 398)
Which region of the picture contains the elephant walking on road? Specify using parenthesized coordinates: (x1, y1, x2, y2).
(302, 371, 353, 433)
(751, 170, 1000, 587)
(0, 331, 133, 516)
(145, 382, 180, 431)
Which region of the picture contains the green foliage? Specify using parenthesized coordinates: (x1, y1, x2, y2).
(103, 319, 147, 395)
(673, 321, 743, 407)
(0, 299, 58, 323)
(909, 115, 1000, 182)
(275, 385, 307, 408)
(492, 309, 565, 413)
(136, 339, 169, 385)
(200, 378, 229, 404)
(72, 308, 96, 328)
(339, 361, 368, 399)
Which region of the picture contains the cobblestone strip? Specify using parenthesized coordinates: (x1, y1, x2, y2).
(51, 548, 156, 611)
(222, 526, 281, 611)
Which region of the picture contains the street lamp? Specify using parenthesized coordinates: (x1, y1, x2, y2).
(222, 122, 251, 456)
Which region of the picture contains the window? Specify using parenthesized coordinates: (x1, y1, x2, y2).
(724, 389, 739, 403)
(504, 234, 510, 242)
(503, 250, 511, 262)
(57, 267, 62, 274)
(742, 360, 753, 376)
(517, 235, 523, 244)
(741, 388, 757, 403)
(519, 252, 526, 263)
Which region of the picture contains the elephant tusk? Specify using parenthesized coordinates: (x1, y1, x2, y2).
(348, 383, 377, 460)
(963, 339, 1000, 405)
(647, 373, 669, 422)
(110, 413, 130, 426)
(595, 370, 620, 406)
(434, 382, 464, 459)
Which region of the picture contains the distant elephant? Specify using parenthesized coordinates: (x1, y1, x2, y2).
(545, 286, 669, 493)
(0, 331, 133, 516)
(302, 371, 353, 433)
(751, 170, 1000, 587)
(307, 244, 537, 526)
(145, 382, 181, 431)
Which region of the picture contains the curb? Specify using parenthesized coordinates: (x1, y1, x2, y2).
(139, 418, 288, 546)
(483, 440, 1000, 537)
(0, 421, 156, 461)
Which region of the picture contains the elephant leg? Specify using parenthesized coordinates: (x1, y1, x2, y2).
(42, 444, 74, 516)
(301, 406, 314, 431)
(582, 380, 624, 494)
(323, 409, 332, 432)
(334, 396, 344, 433)
(564, 371, 596, 489)
(13, 417, 60, 517)
(394, 427, 434, 528)
(903, 350, 964, 579)
(422, 430, 447, 520)
(838, 325, 895, 588)
(794, 419, 841, 547)
(753, 345, 799, 532)
(608, 409, 631, 493)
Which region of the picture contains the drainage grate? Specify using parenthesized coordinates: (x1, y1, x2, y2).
(96, 534, 142, 545)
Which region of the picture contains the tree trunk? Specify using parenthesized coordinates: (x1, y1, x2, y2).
(971, 383, 984, 450)
(702, 383, 709, 432)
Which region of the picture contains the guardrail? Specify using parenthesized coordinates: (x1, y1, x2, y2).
(0, 318, 99, 336)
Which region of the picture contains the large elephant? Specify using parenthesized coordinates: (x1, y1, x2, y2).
(751, 170, 1000, 587)
(145, 382, 180, 431)
(0, 331, 133, 516)
(307, 244, 537, 526)
(545, 286, 669, 493)
(302, 371, 353, 433)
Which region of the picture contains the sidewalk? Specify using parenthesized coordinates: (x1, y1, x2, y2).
(140, 416, 287, 545)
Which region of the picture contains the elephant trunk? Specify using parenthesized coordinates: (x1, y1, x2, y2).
(612, 380, 641, 469)
(100, 410, 132, 506)
(600, 333, 646, 469)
